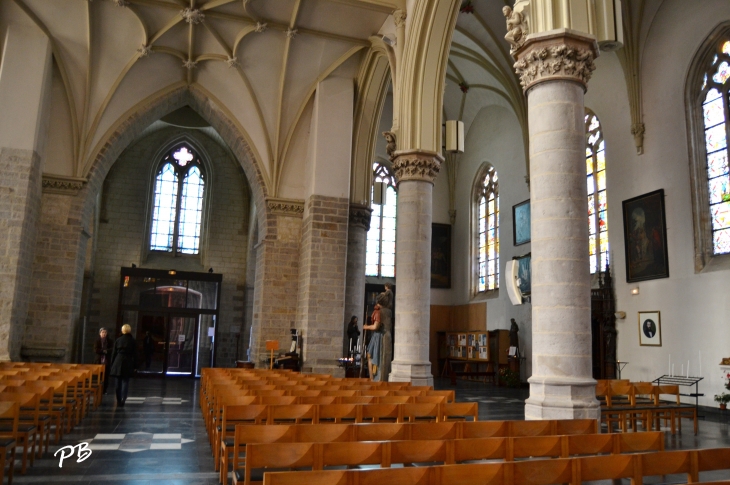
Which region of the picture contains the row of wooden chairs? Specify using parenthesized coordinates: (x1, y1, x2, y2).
(233, 431, 665, 485)
(218, 419, 599, 484)
(259, 447, 730, 485)
(597, 380, 698, 434)
(0, 362, 104, 483)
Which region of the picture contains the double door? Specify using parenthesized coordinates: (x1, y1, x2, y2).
(136, 312, 201, 376)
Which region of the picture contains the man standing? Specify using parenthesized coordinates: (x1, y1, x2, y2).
(375, 283, 393, 382)
(94, 328, 114, 394)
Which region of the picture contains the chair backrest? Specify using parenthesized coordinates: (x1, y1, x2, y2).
(352, 422, 407, 441)
(402, 403, 441, 423)
(322, 441, 383, 468)
(654, 385, 681, 404)
(296, 424, 352, 443)
(340, 396, 375, 404)
(378, 396, 411, 404)
(259, 396, 298, 406)
(414, 395, 447, 405)
(0, 401, 19, 439)
(359, 403, 401, 423)
(267, 404, 316, 424)
(245, 442, 316, 484)
(441, 402, 478, 422)
(317, 404, 360, 423)
(390, 439, 447, 466)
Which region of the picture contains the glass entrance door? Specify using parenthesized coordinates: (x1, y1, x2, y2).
(166, 315, 197, 375)
(137, 313, 166, 374)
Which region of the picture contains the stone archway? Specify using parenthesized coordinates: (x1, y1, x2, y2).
(23, 85, 298, 365)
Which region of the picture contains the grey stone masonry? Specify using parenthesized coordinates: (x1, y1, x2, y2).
(296, 195, 349, 375)
(0, 148, 42, 361)
(249, 213, 302, 366)
(343, 203, 371, 355)
(24, 192, 88, 362)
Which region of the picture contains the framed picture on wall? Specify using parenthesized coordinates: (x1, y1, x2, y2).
(622, 189, 670, 282)
(514, 253, 531, 296)
(430, 223, 452, 288)
(638, 311, 662, 346)
(513, 199, 531, 246)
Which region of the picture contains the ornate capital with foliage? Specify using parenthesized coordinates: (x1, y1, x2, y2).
(392, 150, 443, 184)
(348, 204, 372, 230)
(512, 30, 598, 92)
(42, 174, 86, 195)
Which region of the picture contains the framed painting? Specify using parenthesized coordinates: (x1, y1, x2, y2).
(514, 252, 531, 296)
(430, 223, 451, 288)
(622, 189, 670, 282)
(513, 199, 531, 246)
(638, 311, 662, 347)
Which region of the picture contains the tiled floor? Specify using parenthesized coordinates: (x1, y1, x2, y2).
(11, 376, 730, 484)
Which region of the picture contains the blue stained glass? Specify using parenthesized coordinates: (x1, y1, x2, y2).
(150, 163, 178, 252)
(713, 61, 730, 84)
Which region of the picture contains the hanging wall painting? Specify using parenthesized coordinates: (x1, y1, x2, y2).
(638, 311, 662, 346)
(622, 189, 670, 282)
(430, 223, 452, 288)
(513, 199, 531, 246)
(514, 253, 531, 296)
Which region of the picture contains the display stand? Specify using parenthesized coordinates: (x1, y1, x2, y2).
(615, 361, 628, 379)
(652, 375, 704, 417)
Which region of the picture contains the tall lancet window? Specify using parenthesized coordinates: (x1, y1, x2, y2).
(366, 162, 397, 277)
(475, 164, 499, 293)
(150, 145, 206, 254)
(700, 39, 730, 254)
(586, 110, 609, 274)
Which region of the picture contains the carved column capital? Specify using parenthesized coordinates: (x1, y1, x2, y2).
(512, 29, 599, 92)
(348, 203, 372, 231)
(393, 9, 407, 28)
(392, 149, 443, 185)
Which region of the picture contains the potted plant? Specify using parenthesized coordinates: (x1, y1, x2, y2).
(714, 392, 730, 410)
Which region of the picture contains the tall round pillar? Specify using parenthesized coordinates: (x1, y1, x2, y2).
(343, 204, 371, 355)
(388, 150, 441, 385)
(513, 30, 601, 419)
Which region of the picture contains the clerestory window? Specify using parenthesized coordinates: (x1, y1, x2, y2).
(474, 164, 499, 293)
(366, 162, 397, 278)
(585, 110, 609, 274)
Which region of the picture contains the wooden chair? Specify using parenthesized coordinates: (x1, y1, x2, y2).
(297, 396, 337, 406)
(214, 404, 268, 473)
(440, 402, 478, 422)
(359, 403, 401, 423)
(0, 393, 38, 474)
(402, 403, 440, 423)
(317, 404, 360, 424)
(267, 405, 316, 425)
(0, 402, 18, 485)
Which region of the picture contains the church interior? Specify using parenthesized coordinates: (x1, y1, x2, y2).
(1, 0, 730, 483)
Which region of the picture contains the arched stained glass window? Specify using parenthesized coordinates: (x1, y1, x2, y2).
(150, 145, 206, 255)
(366, 162, 397, 277)
(700, 39, 730, 254)
(586, 110, 609, 274)
(475, 164, 499, 293)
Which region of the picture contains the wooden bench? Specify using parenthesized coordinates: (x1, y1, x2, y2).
(261, 447, 730, 485)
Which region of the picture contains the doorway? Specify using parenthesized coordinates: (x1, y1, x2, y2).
(117, 267, 222, 377)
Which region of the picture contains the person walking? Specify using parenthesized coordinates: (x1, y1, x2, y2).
(110, 324, 137, 407)
(93, 328, 114, 394)
(363, 304, 384, 381)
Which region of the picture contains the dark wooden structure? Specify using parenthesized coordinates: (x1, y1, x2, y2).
(591, 264, 617, 380)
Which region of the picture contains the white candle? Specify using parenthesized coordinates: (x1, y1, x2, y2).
(668, 355, 671, 376)
(700, 351, 702, 377)
(349, 338, 352, 352)
(687, 360, 690, 378)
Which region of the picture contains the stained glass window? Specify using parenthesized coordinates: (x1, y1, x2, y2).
(475, 165, 499, 293)
(701, 39, 730, 254)
(586, 111, 609, 274)
(149, 145, 206, 255)
(366, 163, 397, 277)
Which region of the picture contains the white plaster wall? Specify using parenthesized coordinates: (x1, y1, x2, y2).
(448, 105, 532, 376)
(584, 0, 730, 406)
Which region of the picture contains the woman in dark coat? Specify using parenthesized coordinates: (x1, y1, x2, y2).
(110, 324, 137, 407)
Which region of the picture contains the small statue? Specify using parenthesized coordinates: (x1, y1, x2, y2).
(503, 6, 527, 53)
(383, 131, 397, 160)
(509, 318, 519, 349)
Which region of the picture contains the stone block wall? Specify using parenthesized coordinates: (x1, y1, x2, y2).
(0, 148, 42, 360)
(88, 125, 250, 368)
(296, 195, 349, 374)
(24, 192, 88, 361)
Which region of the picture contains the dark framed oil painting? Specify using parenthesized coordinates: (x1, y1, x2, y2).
(622, 189, 669, 283)
(514, 252, 531, 296)
(513, 199, 531, 246)
(430, 223, 451, 288)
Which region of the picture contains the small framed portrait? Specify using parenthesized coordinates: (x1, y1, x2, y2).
(513, 199, 531, 246)
(638, 311, 662, 346)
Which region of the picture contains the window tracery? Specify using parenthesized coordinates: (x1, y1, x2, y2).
(475, 164, 499, 293)
(150, 145, 206, 255)
(366, 162, 397, 277)
(586, 110, 609, 274)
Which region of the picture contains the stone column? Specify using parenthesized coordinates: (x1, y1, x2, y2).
(343, 203, 371, 355)
(388, 150, 441, 385)
(512, 30, 601, 420)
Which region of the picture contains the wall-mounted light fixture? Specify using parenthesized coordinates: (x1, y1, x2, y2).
(444, 120, 465, 153)
(168, 270, 177, 276)
(630, 287, 640, 295)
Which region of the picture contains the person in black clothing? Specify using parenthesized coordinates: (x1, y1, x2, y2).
(346, 315, 360, 350)
(110, 324, 137, 407)
(143, 331, 155, 370)
(93, 328, 114, 394)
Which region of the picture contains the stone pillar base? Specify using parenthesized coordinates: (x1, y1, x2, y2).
(389, 361, 434, 386)
(524, 376, 601, 420)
